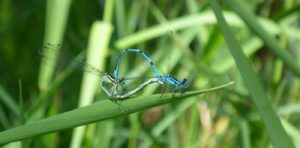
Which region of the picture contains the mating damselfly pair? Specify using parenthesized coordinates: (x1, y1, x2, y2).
(40, 43, 188, 99)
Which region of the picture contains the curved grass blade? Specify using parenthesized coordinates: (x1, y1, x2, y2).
(223, 0, 300, 77)
(38, 0, 72, 91)
(0, 82, 234, 145)
(0, 85, 19, 117)
(208, 0, 294, 147)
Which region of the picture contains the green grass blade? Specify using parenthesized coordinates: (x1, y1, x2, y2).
(281, 119, 300, 147)
(38, 0, 72, 91)
(103, 0, 114, 23)
(0, 82, 233, 145)
(223, 0, 300, 77)
(18, 79, 29, 147)
(239, 118, 251, 148)
(0, 85, 18, 116)
(70, 21, 112, 148)
(114, 11, 242, 49)
(0, 106, 10, 129)
(18, 79, 24, 125)
(208, 0, 294, 147)
(184, 104, 199, 148)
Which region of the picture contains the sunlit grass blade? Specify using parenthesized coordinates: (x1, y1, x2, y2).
(38, 0, 72, 91)
(114, 10, 299, 50)
(223, 0, 300, 77)
(281, 119, 300, 147)
(239, 118, 251, 148)
(0, 82, 233, 145)
(208, 0, 294, 147)
(70, 21, 112, 148)
(114, 11, 242, 49)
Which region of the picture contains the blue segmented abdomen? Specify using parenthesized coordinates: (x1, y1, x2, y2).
(113, 49, 162, 79)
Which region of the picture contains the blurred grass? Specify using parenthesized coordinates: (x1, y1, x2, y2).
(0, 85, 18, 117)
(0, 0, 299, 147)
(209, 0, 294, 147)
(223, 0, 300, 77)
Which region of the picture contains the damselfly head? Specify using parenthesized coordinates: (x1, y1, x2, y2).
(181, 79, 188, 88)
(102, 73, 124, 84)
(102, 73, 114, 83)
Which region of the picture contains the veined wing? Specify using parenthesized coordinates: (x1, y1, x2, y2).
(40, 43, 104, 77)
(122, 76, 156, 80)
(122, 75, 173, 80)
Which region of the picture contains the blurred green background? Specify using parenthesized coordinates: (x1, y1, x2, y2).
(0, 0, 300, 147)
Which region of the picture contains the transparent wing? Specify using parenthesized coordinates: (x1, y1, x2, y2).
(40, 43, 104, 77)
